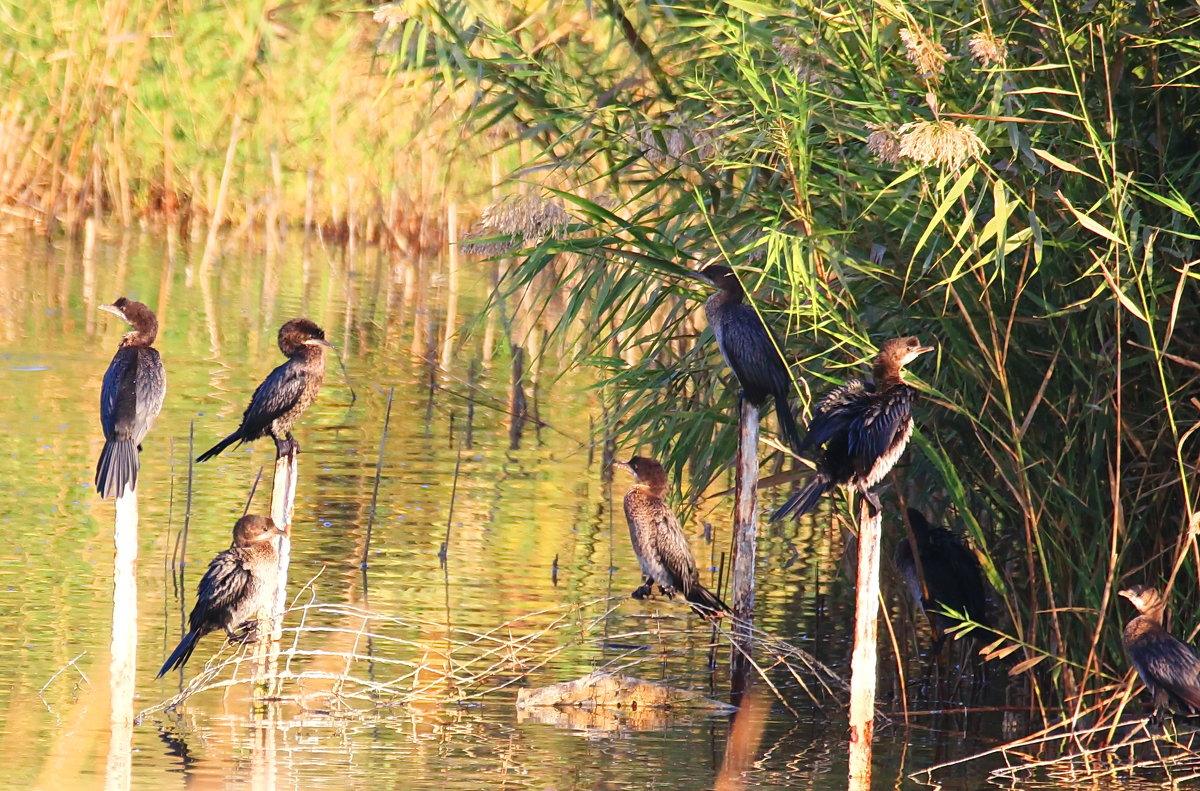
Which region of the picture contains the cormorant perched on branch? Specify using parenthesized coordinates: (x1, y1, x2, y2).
(772, 336, 933, 521)
(197, 318, 331, 461)
(692, 264, 803, 454)
(95, 297, 167, 498)
(1119, 584, 1200, 718)
(614, 456, 729, 618)
(894, 508, 990, 652)
(157, 514, 286, 677)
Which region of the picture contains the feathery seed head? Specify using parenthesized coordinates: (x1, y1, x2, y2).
(897, 119, 986, 170)
(865, 123, 904, 165)
(968, 31, 1008, 67)
(460, 194, 571, 256)
(899, 27, 948, 79)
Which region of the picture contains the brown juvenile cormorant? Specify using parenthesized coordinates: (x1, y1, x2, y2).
(894, 508, 990, 652)
(771, 336, 933, 520)
(692, 265, 803, 454)
(196, 318, 331, 461)
(1119, 584, 1200, 717)
(614, 456, 729, 618)
(157, 514, 286, 677)
(95, 297, 167, 499)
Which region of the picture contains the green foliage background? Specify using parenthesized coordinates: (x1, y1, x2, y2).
(391, 0, 1200, 715)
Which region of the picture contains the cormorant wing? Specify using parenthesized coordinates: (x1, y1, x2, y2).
(191, 549, 255, 632)
(925, 530, 990, 627)
(718, 304, 790, 399)
(801, 379, 868, 450)
(623, 492, 698, 595)
(847, 386, 913, 475)
(1130, 631, 1200, 711)
(131, 347, 166, 443)
(654, 506, 700, 596)
(238, 359, 308, 440)
(100, 347, 139, 439)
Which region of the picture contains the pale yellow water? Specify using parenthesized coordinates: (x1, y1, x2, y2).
(0, 234, 1087, 790)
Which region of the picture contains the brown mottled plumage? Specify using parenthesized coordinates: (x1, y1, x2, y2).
(157, 515, 285, 677)
(197, 318, 331, 461)
(1119, 584, 1200, 717)
(772, 336, 933, 521)
(614, 456, 728, 619)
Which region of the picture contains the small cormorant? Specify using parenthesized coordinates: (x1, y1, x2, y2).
(95, 297, 167, 499)
(197, 318, 331, 461)
(157, 514, 286, 677)
(894, 508, 990, 652)
(771, 336, 933, 520)
(615, 456, 729, 618)
(692, 265, 803, 454)
(1119, 584, 1200, 717)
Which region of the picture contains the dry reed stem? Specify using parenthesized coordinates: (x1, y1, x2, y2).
(139, 584, 848, 723)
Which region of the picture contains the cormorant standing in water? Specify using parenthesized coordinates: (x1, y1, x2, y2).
(772, 336, 933, 521)
(1119, 584, 1200, 717)
(692, 265, 803, 454)
(197, 318, 331, 461)
(894, 508, 990, 652)
(95, 297, 167, 498)
(615, 456, 729, 618)
(157, 514, 286, 677)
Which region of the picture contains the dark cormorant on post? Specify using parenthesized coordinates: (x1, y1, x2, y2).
(95, 297, 167, 499)
(692, 264, 803, 454)
(894, 508, 990, 652)
(157, 514, 286, 677)
(196, 318, 331, 461)
(1119, 584, 1200, 717)
(771, 336, 933, 521)
(614, 456, 729, 618)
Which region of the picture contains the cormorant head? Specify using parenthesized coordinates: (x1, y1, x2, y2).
(613, 456, 668, 489)
(232, 514, 286, 546)
(99, 297, 159, 346)
(691, 264, 743, 295)
(905, 508, 932, 538)
(1120, 584, 1166, 618)
(278, 318, 332, 356)
(877, 336, 935, 369)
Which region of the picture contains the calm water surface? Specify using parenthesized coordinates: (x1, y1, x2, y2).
(0, 235, 1037, 790)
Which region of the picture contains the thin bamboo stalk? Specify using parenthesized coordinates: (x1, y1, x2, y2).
(848, 495, 882, 790)
(199, 117, 242, 273)
(730, 399, 759, 703)
(441, 201, 459, 367)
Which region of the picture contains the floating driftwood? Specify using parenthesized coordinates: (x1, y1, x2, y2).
(516, 672, 736, 712)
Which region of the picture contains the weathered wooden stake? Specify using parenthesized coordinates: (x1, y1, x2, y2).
(730, 399, 759, 703)
(255, 450, 297, 694)
(105, 488, 138, 790)
(847, 495, 882, 789)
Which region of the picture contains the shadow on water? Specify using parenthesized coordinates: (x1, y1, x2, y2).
(0, 232, 1064, 790)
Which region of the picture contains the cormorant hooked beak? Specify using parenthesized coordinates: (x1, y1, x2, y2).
(98, 303, 126, 319)
(611, 459, 635, 479)
(304, 338, 334, 348)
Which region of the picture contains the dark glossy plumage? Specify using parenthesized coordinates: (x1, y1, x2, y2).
(894, 508, 990, 651)
(693, 265, 803, 454)
(771, 337, 932, 521)
(615, 456, 728, 618)
(157, 514, 284, 677)
(197, 318, 331, 461)
(1120, 584, 1200, 717)
(95, 297, 166, 498)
